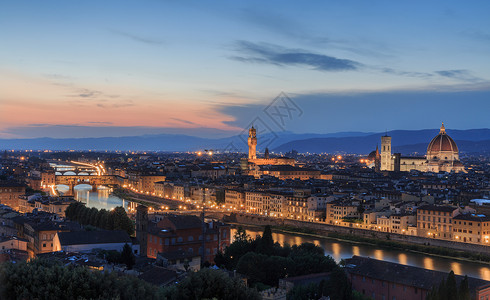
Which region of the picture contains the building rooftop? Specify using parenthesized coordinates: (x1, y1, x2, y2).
(57, 230, 131, 246)
(417, 204, 458, 213)
(345, 256, 489, 292)
(453, 214, 490, 222)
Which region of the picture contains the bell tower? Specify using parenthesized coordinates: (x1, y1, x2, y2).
(248, 126, 257, 160)
(380, 135, 392, 171)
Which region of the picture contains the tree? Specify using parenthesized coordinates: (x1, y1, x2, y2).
(257, 225, 274, 255)
(446, 271, 458, 300)
(88, 207, 98, 225)
(234, 226, 249, 243)
(121, 243, 136, 270)
(173, 268, 260, 300)
(458, 275, 470, 300)
(95, 209, 107, 228)
(110, 206, 134, 235)
(0, 258, 168, 299)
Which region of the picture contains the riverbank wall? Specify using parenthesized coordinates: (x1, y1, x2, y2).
(224, 213, 490, 255)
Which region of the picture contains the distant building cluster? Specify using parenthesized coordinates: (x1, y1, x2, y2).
(378, 123, 465, 173)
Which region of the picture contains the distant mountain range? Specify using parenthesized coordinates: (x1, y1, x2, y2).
(273, 129, 490, 155)
(1, 129, 489, 154)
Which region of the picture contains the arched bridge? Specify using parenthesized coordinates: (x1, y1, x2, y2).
(55, 175, 120, 195)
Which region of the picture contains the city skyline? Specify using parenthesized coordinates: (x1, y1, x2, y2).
(1, 1, 490, 139)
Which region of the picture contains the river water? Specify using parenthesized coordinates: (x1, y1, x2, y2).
(231, 228, 490, 281)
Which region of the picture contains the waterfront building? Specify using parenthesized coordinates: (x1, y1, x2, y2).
(127, 173, 166, 194)
(224, 189, 245, 210)
(416, 204, 460, 240)
(266, 192, 286, 218)
(326, 201, 360, 225)
(245, 191, 267, 214)
(452, 213, 490, 244)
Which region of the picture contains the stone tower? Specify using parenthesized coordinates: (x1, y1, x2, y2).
(380, 135, 392, 171)
(136, 205, 148, 257)
(248, 126, 257, 160)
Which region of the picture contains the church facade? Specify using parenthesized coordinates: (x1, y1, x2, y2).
(379, 123, 465, 173)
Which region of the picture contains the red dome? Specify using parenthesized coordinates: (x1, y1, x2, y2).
(427, 123, 458, 154)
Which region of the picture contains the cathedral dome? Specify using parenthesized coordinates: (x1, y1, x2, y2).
(427, 123, 459, 159)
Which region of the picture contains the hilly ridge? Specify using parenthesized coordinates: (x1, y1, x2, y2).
(0, 129, 489, 154)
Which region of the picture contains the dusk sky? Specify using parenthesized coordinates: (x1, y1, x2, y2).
(1, 1, 490, 139)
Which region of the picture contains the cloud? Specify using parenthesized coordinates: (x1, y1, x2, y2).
(170, 118, 198, 126)
(96, 100, 134, 109)
(76, 88, 102, 98)
(380, 67, 433, 78)
(87, 121, 113, 125)
(231, 41, 362, 71)
(111, 29, 164, 45)
(435, 69, 484, 82)
(238, 9, 392, 58)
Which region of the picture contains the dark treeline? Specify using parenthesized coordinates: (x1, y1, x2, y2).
(65, 202, 134, 236)
(215, 226, 368, 300)
(0, 259, 259, 300)
(426, 270, 470, 300)
(0, 259, 168, 300)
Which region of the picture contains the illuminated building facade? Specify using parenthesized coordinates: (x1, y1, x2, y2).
(379, 123, 465, 173)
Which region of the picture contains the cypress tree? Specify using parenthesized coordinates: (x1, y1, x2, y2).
(446, 271, 458, 300)
(458, 275, 470, 300)
(121, 243, 135, 270)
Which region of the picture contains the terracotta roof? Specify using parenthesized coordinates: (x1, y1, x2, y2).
(427, 124, 458, 154)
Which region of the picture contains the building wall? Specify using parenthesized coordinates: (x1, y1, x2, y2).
(146, 226, 229, 263)
(417, 208, 457, 240)
(225, 190, 245, 210)
(453, 219, 490, 245)
(0, 185, 25, 210)
(0, 238, 28, 251)
(350, 273, 428, 300)
(380, 136, 392, 171)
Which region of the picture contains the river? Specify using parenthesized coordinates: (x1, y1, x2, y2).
(231, 228, 490, 281)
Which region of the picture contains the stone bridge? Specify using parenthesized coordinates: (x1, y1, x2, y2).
(55, 175, 120, 195)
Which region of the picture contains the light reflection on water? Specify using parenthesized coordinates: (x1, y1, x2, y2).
(232, 228, 490, 281)
(55, 184, 130, 211)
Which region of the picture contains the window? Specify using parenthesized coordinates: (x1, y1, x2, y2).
(188, 236, 194, 242)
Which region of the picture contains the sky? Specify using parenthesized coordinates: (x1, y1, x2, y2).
(1, 0, 490, 139)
